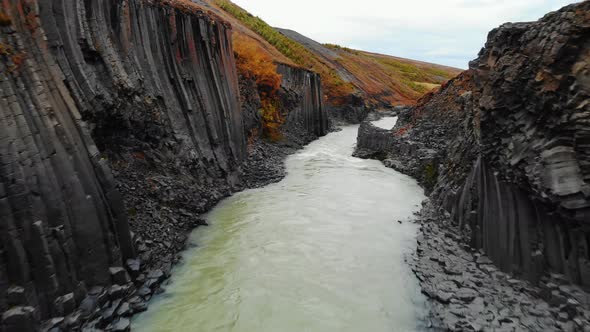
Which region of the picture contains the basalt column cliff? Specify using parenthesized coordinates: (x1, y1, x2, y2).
(277, 64, 328, 138)
(358, 1, 590, 287)
(356, 3, 590, 328)
(0, 0, 327, 331)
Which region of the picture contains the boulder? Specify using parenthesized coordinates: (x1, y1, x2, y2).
(1, 307, 39, 332)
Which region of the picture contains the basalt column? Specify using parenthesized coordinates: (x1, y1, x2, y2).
(1, 0, 247, 329)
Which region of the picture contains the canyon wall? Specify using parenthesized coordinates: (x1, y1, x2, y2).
(239, 63, 328, 141)
(0, 0, 327, 330)
(356, 2, 590, 287)
(277, 64, 328, 137)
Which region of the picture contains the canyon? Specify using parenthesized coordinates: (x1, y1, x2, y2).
(0, 0, 589, 331)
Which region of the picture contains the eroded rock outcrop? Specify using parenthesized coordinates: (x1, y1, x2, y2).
(357, 2, 590, 330)
(277, 64, 328, 137)
(238, 63, 328, 188)
(359, 0, 590, 286)
(1, 0, 328, 330)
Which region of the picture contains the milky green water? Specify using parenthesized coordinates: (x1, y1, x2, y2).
(133, 118, 428, 332)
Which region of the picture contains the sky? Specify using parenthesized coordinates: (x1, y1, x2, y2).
(231, 0, 578, 69)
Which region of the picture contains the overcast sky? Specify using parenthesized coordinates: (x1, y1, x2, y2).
(231, 0, 578, 69)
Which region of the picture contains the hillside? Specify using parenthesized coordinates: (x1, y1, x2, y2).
(199, 0, 461, 111)
(278, 28, 461, 106)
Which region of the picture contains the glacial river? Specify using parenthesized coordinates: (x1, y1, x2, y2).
(134, 118, 428, 331)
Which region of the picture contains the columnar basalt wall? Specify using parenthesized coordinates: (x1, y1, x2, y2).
(445, 4, 590, 285)
(356, 2, 590, 287)
(0, 0, 247, 329)
(40, 0, 247, 178)
(278, 64, 328, 137)
(1, 1, 332, 329)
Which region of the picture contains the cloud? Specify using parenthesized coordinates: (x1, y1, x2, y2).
(230, 0, 578, 68)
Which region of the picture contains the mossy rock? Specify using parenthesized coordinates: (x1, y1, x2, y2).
(422, 162, 438, 192)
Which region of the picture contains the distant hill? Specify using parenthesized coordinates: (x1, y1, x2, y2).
(197, 0, 462, 108)
(277, 28, 461, 106)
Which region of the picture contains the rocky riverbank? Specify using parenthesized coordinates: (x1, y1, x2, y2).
(73, 132, 318, 332)
(412, 201, 590, 331)
(356, 2, 590, 330)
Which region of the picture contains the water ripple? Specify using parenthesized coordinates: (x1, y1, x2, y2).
(134, 118, 428, 332)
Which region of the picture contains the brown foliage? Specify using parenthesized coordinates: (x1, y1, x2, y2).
(0, 11, 11, 27)
(395, 124, 412, 137)
(10, 52, 25, 72)
(233, 34, 284, 140)
(400, 70, 474, 128)
(233, 35, 281, 96)
(0, 43, 12, 56)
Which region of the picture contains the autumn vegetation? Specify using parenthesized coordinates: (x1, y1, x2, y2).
(145, 0, 463, 112)
(0, 11, 12, 27)
(215, 0, 355, 105)
(331, 46, 460, 104)
(161, 0, 215, 15)
(233, 34, 284, 140)
(373, 56, 455, 94)
(212, 0, 461, 107)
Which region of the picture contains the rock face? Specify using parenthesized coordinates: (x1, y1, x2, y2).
(356, 3, 590, 328)
(445, 3, 590, 286)
(277, 64, 329, 137)
(239, 64, 328, 140)
(355, 0, 590, 297)
(358, 1, 590, 286)
(0, 0, 328, 330)
(0, 0, 147, 323)
(411, 202, 590, 331)
(355, 71, 476, 192)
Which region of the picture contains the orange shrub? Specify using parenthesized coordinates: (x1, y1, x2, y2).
(233, 35, 281, 95)
(260, 99, 282, 141)
(233, 34, 284, 140)
(395, 124, 412, 137)
(0, 11, 11, 27)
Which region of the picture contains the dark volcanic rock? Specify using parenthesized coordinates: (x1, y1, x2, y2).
(1, 307, 39, 332)
(359, 0, 590, 288)
(328, 94, 371, 125)
(413, 202, 590, 331)
(357, 2, 590, 330)
(0, 0, 329, 330)
(278, 64, 329, 137)
(110, 267, 131, 286)
(111, 317, 130, 332)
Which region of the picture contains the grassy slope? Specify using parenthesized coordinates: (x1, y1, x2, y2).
(192, 0, 462, 106)
(179, 0, 297, 66)
(297, 38, 462, 106)
(212, 0, 355, 105)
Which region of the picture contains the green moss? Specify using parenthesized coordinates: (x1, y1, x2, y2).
(407, 81, 429, 94)
(216, 0, 311, 65)
(423, 162, 438, 192)
(128, 207, 137, 217)
(368, 56, 455, 95)
(324, 43, 359, 55)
